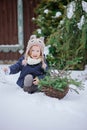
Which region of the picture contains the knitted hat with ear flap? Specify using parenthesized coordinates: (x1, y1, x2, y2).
(26, 35, 45, 56)
(24, 35, 47, 69)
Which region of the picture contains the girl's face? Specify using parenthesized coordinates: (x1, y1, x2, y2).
(30, 45, 41, 59)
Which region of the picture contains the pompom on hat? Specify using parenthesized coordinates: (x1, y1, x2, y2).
(26, 35, 45, 56)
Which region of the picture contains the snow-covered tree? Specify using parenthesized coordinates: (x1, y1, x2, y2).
(46, 0, 87, 70)
(33, 0, 87, 70)
(32, 0, 70, 38)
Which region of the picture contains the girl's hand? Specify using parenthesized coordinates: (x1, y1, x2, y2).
(3, 67, 10, 75)
(22, 59, 27, 66)
(42, 63, 47, 70)
(3, 67, 8, 72)
(41, 56, 47, 70)
(33, 77, 39, 85)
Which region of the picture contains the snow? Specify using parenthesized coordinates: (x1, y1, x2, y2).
(82, 0, 87, 13)
(67, 1, 87, 19)
(67, 1, 75, 19)
(77, 15, 85, 30)
(0, 65, 87, 130)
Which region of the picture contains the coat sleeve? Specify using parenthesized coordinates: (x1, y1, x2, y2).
(9, 55, 24, 74)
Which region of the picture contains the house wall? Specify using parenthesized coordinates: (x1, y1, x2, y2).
(0, 0, 40, 63)
(23, 0, 40, 50)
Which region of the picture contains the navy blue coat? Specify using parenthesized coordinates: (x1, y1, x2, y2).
(9, 55, 48, 88)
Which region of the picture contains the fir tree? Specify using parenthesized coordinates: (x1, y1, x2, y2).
(33, 0, 70, 38)
(46, 0, 87, 69)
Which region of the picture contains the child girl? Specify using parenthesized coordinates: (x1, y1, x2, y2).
(3, 35, 48, 93)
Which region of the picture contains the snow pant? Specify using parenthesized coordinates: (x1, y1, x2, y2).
(23, 74, 38, 94)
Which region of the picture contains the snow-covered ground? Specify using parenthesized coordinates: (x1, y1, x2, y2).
(0, 64, 87, 130)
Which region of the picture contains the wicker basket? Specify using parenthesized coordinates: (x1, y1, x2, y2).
(41, 86, 69, 99)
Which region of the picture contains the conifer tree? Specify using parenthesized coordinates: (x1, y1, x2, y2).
(46, 0, 87, 69)
(33, 0, 70, 38)
(33, 0, 87, 69)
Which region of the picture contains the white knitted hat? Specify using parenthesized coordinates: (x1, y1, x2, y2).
(26, 35, 45, 55)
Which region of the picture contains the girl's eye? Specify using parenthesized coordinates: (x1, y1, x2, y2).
(32, 50, 40, 52)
